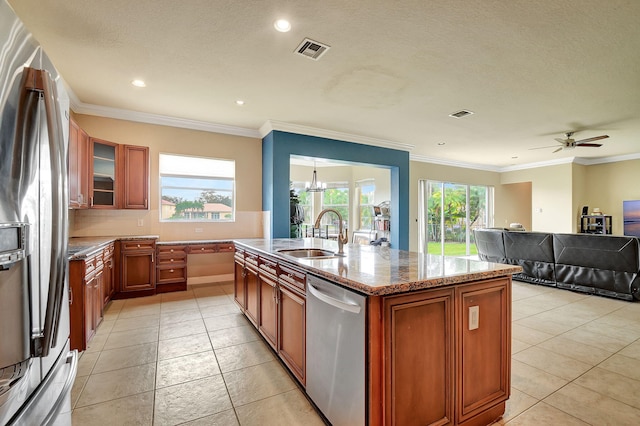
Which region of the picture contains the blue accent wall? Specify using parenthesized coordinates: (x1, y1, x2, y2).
(262, 131, 410, 250)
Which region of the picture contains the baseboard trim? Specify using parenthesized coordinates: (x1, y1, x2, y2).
(187, 274, 234, 286)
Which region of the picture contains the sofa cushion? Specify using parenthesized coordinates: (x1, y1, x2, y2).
(473, 229, 506, 263)
(553, 233, 640, 300)
(503, 232, 555, 286)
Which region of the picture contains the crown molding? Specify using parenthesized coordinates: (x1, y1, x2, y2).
(498, 156, 576, 172)
(68, 94, 260, 139)
(572, 152, 640, 166)
(410, 154, 502, 172)
(259, 120, 416, 152)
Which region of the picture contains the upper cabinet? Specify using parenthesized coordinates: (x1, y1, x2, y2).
(90, 138, 118, 208)
(68, 118, 149, 210)
(121, 145, 149, 209)
(68, 118, 89, 209)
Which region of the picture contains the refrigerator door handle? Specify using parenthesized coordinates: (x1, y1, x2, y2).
(25, 67, 68, 357)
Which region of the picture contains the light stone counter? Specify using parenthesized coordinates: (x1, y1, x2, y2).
(233, 238, 522, 296)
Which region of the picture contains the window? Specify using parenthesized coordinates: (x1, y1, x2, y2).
(418, 180, 493, 256)
(356, 179, 375, 230)
(321, 183, 349, 231)
(291, 182, 314, 226)
(159, 153, 235, 222)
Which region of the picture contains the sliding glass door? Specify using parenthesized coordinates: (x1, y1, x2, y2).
(419, 180, 492, 256)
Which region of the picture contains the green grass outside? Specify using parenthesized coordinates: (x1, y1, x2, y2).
(427, 242, 478, 256)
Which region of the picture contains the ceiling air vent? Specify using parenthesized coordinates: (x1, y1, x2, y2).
(449, 110, 474, 118)
(295, 38, 330, 61)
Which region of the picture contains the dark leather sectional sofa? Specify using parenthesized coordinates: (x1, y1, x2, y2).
(474, 228, 640, 301)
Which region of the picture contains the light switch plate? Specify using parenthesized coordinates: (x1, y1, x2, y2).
(469, 306, 479, 330)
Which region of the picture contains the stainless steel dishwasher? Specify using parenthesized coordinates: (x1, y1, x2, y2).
(306, 275, 366, 426)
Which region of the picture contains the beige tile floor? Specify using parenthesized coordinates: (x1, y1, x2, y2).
(71, 280, 640, 425)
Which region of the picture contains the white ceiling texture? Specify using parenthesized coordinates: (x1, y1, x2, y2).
(9, 0, 640, 170)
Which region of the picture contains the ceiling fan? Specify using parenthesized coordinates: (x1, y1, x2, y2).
(530, 132, 609, 153)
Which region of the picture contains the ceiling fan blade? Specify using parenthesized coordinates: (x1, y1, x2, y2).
(576, 143, 603, 148)
(554, 138, 566, 144)
(552, 147, 563, 153)
(574, 135, 609, 144)
(528, 145, 560, 150)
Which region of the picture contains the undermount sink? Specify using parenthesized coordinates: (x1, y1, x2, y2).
(277, 248, 337, 259)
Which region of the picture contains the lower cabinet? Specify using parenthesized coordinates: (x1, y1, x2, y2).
(102, 243, 115, 306)
(156, 244, 187, 293)
(379, 278, 511, 426)
(119, 239, 156, 295)
(70, 250, 105, 351)
(234, 247, 307, 385)
(245, 253, 259, 327)
(258, 260, 278, 349)
(278, 282, 306, 384)
(234, 249, 247, 310)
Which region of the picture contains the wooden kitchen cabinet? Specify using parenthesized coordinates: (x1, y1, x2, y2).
(455, 279, 510, 425)
(156, 244, 188, 293)
(120, 145, 149, 209)
(258, 257, 278, 350)
(119, 239, 156, 296)
(234, 247, 307, 386)
(102, 243, 115, 306)
(70, 249, 106, 351)
(68, 118, 89, 209)
(244, 252, 260, 328)
(383, 288, 454, 425)
(233, 249, 246, 310)
(278, 280, 306, 385)
(88, 137, 149, 210)
(89, 138, 118, 209)
(378, 277, 510, 426)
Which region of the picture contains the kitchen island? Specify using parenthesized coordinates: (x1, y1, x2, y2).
(233, 238, 521, 426)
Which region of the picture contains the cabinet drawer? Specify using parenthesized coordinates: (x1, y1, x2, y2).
(217, 243, 235, 252)
(157, 255, 186, 266)
(157, 266, 187, 283)
(121, 240, 155, 251)
(259, 256, 278, 278)
(279, 264, 306, 292)
(102, 243, 115, 258)
(245, 251, 259, 269)
(157, 245, 187, 255)
(188, 244, 217, 254)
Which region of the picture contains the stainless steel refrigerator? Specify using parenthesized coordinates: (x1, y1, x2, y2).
(0, 0, 78, 424)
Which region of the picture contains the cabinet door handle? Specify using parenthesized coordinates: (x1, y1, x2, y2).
(90, 197, 94, 207)
(137, 244, 141, 248)
(170, 249, 174, 253)
(201, 247, 205, 251)
(151, 253, 154, 263)
(170, 269, 174, 273)
(170, 258, 174, 262)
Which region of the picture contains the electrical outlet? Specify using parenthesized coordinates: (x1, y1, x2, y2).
(195, 228, 203, 233)
(469, 306, 479, 330)
(137, 219, 144, 227)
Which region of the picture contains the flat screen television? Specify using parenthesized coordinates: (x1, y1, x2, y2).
(623, 200, 640, 237)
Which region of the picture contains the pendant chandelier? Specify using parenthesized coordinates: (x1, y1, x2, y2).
(305, 162, 326, 192)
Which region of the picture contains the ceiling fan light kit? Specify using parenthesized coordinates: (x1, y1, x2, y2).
(531, 131, 609, 153)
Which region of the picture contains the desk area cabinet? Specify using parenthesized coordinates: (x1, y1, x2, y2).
(119, 239, 156, 296)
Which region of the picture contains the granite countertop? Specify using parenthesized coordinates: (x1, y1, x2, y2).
(68, 236, 233, 259)
(68, 235, 159, 259)
(156, 239, 233, 246)
(234, 238, 522, 296)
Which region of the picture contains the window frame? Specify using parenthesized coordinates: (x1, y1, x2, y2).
(159, 153, 236, 223)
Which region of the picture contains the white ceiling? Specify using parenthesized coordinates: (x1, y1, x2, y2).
(9, 0, 640, 169)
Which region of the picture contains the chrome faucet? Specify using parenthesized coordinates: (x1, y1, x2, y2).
(314, 208, 348, 255)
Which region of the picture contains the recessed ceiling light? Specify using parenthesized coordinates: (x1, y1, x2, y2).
(236, 100, 245, 106)
(131, 79, 146, 87)
(437, 142, 446, 146)
(511, 156, 518, 159)
(274, 19, 291, 32)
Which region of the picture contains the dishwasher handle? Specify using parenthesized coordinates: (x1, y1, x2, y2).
(307, 283, 362, 314)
